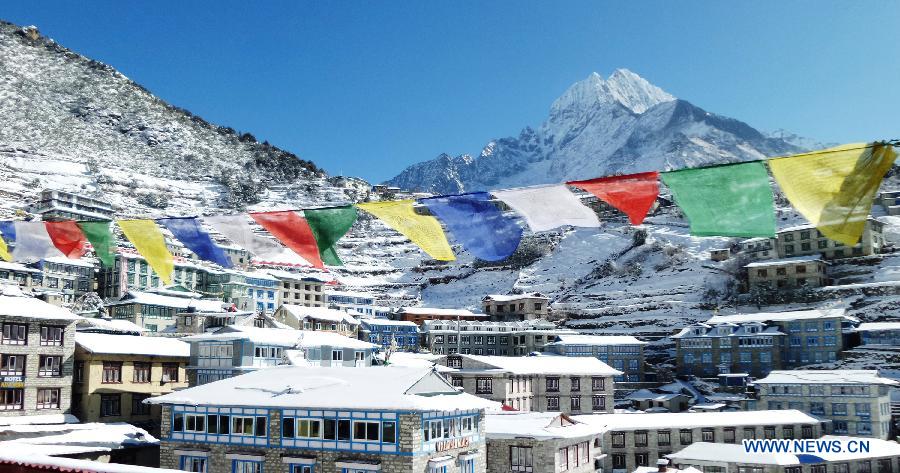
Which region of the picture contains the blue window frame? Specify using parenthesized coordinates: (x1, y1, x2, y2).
(179, 455, 207, 472)
(460, 459, 476, 473)
(289, 465, 313, 473)
(232, 459, 263, 473)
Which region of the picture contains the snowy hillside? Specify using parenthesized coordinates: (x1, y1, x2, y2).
(386, 69, 804, 194)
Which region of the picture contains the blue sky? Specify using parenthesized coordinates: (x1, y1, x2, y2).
(4, 2, 899, 182)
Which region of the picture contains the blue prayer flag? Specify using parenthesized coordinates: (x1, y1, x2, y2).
(0, 221, 16, 242)
(420, 192, 522, 262)
(159, 217, 232, 268)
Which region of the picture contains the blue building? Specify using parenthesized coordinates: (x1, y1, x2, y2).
(359, 318, 421, 352)
(150, 366, 492, 473)
(857, 322, 900, 346)
(544, 334, 647, 382)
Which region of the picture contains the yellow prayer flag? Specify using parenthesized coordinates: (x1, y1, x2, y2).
(768, 142, 898, 246)
(0, 239, 9, 262)
(356, 200, 455, 261)
(117, 219, 174, 285)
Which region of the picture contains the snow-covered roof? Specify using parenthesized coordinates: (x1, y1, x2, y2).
(573, 410, 819, 432)
(324, 290, 378, 299)
(744, 256, 824, 268)
(0, 421, 158, 458)
(753, 370, 899, 386)
(43, 256, 95, 268)
(384, 352, 442, 368)
(548, 334, 647, 346)
(856, 322, 900, 332)
(148, 365, 499, 412)
(635, 466, 702, 473)
(75, 333, 190, 358)
(264, 268, 329, 283)
(705, 308, 853, 325)
(0, 454, 183, 473)
(399, 307, 484, 317)
(295, 331, 378, 350)
(106, 291, 225, 312)
(448, 354, 621, 376)
(483, 293, 548, 302)
(778, 223, 816, 233)
(184, 326, 304, 347)
(360, 318, 419, 328)
(0, 286, 81, 321)
(76, 318, 146, 334)
(486, 412, 597, 440)
(667, 436, 900, 465)
(278, 304, 360, 324)
(0, 414, 78, 427)
(0, 261, 41, 273)
(625, 389, 686, 402)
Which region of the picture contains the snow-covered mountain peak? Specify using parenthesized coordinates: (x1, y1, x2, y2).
(549, 69, 675, 117)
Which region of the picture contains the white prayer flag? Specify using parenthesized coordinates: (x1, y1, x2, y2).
(203, 215, 311, 266)
(492, 185, 600, 232)
(13, 221, 65, 262)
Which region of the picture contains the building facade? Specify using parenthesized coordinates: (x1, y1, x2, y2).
(358, 319, 420, 352)
(269, 270, 326, 308)
(395, 308, 487, 326)
(422, 320, 572, 356)
(273, 305, 360, 338)
(72, 332, 189, 435)
(754, 370, 898, 439)
(485, 412, 600, 473)
(28, 189, 116, 222)
(740, 237, 777, 260)
(106, 290, 226, 333)
(150, 366, 493, 473)
(481, 293, 550, 322)
(324, 291, 392, 319)
(0, 289, 79, 418)
(745, 257, 828, 292)
(544, 334, 647, 383)
(856, 322, 900, 347)
(775, 219, 885, 260)
(435, 354, 617, 414)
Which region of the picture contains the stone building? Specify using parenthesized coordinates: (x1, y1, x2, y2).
(267, 269, 326, 308)
(0, 286, 79, 418)
(105, 290, 226, 333)
(36, 256, 96, 303)
(395, 307, 488, 325)
(148, 365, 494, 473)
(72, 332, 189, 436)
(740, 237, 777, 260)
(358, 318, 421, 352)
(485, 412, 600, 473)
(878, 190, 900, 215)
(422, 319, 572, 356)
(273, 305, 360, 338)
(434, 354, 618, 414)
(754, 370, 898, 439)
(28, 189, 115, 222)
(574, 410, 823, 473)
(481, 293, 550, 322)
(668, 437, 900, 473)
(97, 252, 219, 300)
(775, 219, 885, 260)
(856, 322, 900, 347)
(544, 334, 647, 383)
(674, 308, 856, 378)
(744, 256, 828, 292)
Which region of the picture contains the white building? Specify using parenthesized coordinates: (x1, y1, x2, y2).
(485, 412, 600, 473)
(273, 304, 360, 337)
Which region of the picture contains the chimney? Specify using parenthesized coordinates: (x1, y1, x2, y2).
(657, 459, 669, 473)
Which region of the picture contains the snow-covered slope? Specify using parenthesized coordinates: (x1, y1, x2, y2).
(387, 69, 804, 193)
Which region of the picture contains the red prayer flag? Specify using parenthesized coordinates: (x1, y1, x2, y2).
(250, 211, 325, 269)
(44, 221, 89, 258)
(568, 171, 660, 225)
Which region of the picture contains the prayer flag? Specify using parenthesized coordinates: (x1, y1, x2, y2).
(768, 142, 898, 245)
(568, 171, 659, 225)
(44, 221, 89, 258)
(661, 161, 776, 237)
(0, 221, 12, 262)
(356, 200, 455, 261)
(251, 211, 324, 269)
(420, 192, 522, 261)
(117, 219, 174, 285)
(304, 206, 358, 266)
(77, 221, 115, 267)
(159, 217, 232, 268)
(491, 185, 600, 232)
(204, 214, 309, 265)
(12, 221, 65, 262)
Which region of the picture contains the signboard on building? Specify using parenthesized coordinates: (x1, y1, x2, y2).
(436, 437, 471, 452)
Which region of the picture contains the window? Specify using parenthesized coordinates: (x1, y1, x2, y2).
(297, 419, 322, 438)
(353, 421, 381, 442)
(679, 429, 692, 444)
(38, 355, 62, 377)
(591, 377, 605, 391)
(476, 377, 493, 394)
(635, 430, 648, 447)
(180, 456, 207, 472)
(592, 395, 605, 411)
(860, 462, 873, 473)
(289, 466, 312, 473)
(764, 426, 776, 439)
(100, 394, 121, 417)
(832, 403, 847, 415)
(451, 377, 463, 388)
(382, 421, 396, 443)
(635, 453, 649, 467)
(232, 460, 263, 473)
(612, 454, 626, 469)
(39, 326, 63, 346)
(103, 362, 122, 383)
(547, 396, 559, 410)
(0, 354, 24, 376)
(701, 428, 714, 442)
(783, 426, 794, 439)
(36, 388, 60, 409)
(546, 377, 560, 392)
(162, 363, 179, 382)
(878, 459, 893, 473)
(231, 416, 266, 437)
(723, 428, 735, 443)
(133, 362, 151, 383)
(570, 396, 581, 411)
(323, 418, 351, 441)
(132, 393, 150, 415)
(510, 446, 533, 472)
(570, 377, 580, 391)
(332, 350, 343, 361)
(611, 432, 625, 448)
(1, 323, 27, 345)
(184, 413, 206, 432)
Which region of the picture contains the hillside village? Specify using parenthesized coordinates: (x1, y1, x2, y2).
(1, 16, 900, 473)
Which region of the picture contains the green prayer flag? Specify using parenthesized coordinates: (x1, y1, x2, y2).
(304, 206, 358, 266)
(77, 221, 115, 267)
(661, 161, 776, 237)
